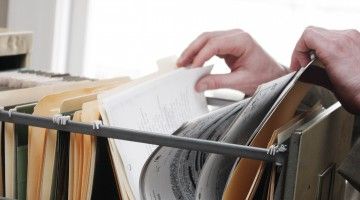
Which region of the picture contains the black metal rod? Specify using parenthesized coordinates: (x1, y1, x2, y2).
(0, 110, 285, 164)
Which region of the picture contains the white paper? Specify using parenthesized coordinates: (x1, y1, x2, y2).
(98, 66, 212, 199)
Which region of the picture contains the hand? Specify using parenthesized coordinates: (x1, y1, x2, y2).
(290, 26, 360, 114)
(177, 29, 288, 95)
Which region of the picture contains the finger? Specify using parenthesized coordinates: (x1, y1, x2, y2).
(290, 26, 328, 70)
(290, 51, 310, 71)
(196, 74, 234, 92)
(191, 33, 249, 67)
(177, 32, 218, 67)
(177, 29, 243, 67)
(176, 54, 196, 68)
(298, 63, 334, 91)
(195, 72, 256, 94)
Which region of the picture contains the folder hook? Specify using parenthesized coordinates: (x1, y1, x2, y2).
(52, 114, 70, 125)
(92, 120, 103, 130)
(8, 108, 17, 118)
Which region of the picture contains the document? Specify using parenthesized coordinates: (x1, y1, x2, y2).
(98, 66, 213, 199)
(222, 82, 311, 200)
(195, 72, 296, 200)
(140, 99, 249, 200)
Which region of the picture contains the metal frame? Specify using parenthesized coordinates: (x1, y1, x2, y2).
(0, 108, 286, 165)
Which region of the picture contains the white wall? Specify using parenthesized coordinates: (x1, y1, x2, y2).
(82, 0, 360, 79)
(7, 0, 57, 71)
(0, 0, 8, 27)
(5, 0, 360, 78)
(7, 0, 89, 75)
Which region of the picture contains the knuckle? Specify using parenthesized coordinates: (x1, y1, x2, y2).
(348, 29, 359, 35)
(347, 29, 360, 39)
(198, 31, 212, 40)
(344, 35, 353, 44)
(303, 27, 315, 38)
(230, 28, 244, 33)
(304, 26, 322, 36)
(341, 34, 353, 44)
(239, 31, 253, 41)
(208, 79, 221, 89)
(305, 25, 321, 32)
(207, 39, 220, 54)
(208, 36, 221, 44)
(208, 35, 223, 45)
(306, 25, 316, 30)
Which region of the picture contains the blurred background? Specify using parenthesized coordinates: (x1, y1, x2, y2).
(1, 0, 360, 79)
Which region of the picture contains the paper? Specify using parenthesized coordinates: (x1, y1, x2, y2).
(140, 70, 296, 200)
(222, 82, 311, 200)
(3, 103, 35, 199)
(195, 72, 296, 200)
(27, 81, 124, 200)
(140, 99, 249, 200)
(80, 100, 100, 200)
(220, 60, 322, 200)
(0, 76, 129, 107)
(98, 66, 213, 199)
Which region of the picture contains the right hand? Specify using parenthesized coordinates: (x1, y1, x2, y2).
(177, 29, 289, 95)
(290, 26, 360, 114)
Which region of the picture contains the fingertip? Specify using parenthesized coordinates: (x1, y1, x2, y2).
(195, 76, 210, 92)
(290, 59, 300, 71)
(176, 55, 187, 66)
(177, 57, 191, 67)
(290, 52, 311, 71)
(176, 59, 183, 67)
(195, 82, 208, 92)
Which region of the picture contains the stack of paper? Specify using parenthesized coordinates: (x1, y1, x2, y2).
(97, 59, 353, 200)
(0, 69, 129, 200)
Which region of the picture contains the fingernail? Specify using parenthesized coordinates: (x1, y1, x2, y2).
(196, 83, 207, 92)
(179, 55, 186, 62)
(176, 58, 183, 66)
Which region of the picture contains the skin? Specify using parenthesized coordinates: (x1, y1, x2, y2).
(291, 26, 360, 114)
(177, 27, 360, 114)
(177, 29, 288, 95)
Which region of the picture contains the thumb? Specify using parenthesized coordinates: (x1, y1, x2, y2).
(195, 74, 233, 92)
(290, 51, 311, 71)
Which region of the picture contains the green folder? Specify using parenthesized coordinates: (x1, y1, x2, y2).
(14, 103, 36, 200)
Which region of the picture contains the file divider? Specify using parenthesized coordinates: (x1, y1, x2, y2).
(0, 109, 286, 165)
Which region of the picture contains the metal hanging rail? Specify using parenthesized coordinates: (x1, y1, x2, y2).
(0, 109, 286, 164)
